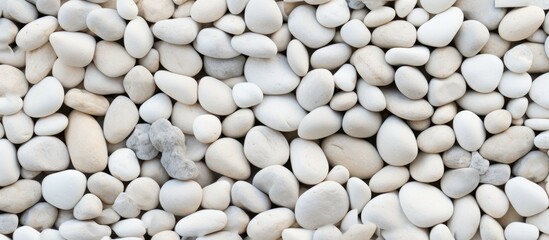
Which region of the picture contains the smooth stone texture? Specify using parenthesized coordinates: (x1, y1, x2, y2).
(480, 215, 505, 240)
(322, 134, 384, 179)
(152, 17, 199, 45)
(455, 0, 506, 30)
(231, 32, 277, 58)
(504, 44, 533, 73)
(295, 181, 349, 229)
(206, 138, 251, 180)
(410, 153, 445, 183)
(108, 148, 140, 182)
(244, 54, 299, 95)
(369, 166, 410, 193)
(42, 170, 87, 210)
(156, 41, 202, 77)
(441, 168, 480, 198)
(73, 194, 102, 220)
(453, 110, 486, 151)
(310, 43, 353, 70)
(154, 70, 197, 105)
(290, 138, 329, 185)
(59, 220, 111, 240)
(24, 42, 56, 85)
(476, 184, 510, 218)
(64, 89, 110, 116)
(385, 46, 430, 66)
(142, 210, 176, 236)
(0, 94, 22, 116)
(139, 93, 173, 124)
(193, 114, 222, 144)
(347, 177, 372, 211)
(124, 17, 154, 59)
(253, 165, 299, 209)
(194, 28, 239, 59)
(447, 196, 481, 240)
(201, 180, 231, 210)
(117, 0, 138, 20)
(23, 76, 64, 118)
(83, 64, 125, 95)
(530, 73, 549, 108)
(246, 208, 294, 240)
(340, 19, 371, 48)
(499, 6, 545, 41)
(286, 39, 309, 77)
(214, 14, 246, 35)
(175, 210, 227, 237)
(342, 105, 382, 138)
(103, 96, 139, 144)
(197, 77, 236, 116)
(287, 5, 335, 49)
(0, 180, 41, 214)
(480, 126, 535, 164)
(417, 7, 464, 47)
(65, 111, 108, 173)
(416, 125, 455, 153)
(15, 16, 58, 51)
(480, 164, 511, 186)
(231, 181, 271, 213)
(86, 8, 126, 41)
(457, 91, 506, 115)
(159, 180, 202, 216)
(203, 55, 245, 80)
(377, 115, 418, 166)
(504, 222, 540, 240)
(461, 54, 504, 93)
(498, 71, 532, 98)
(232, 82, 263, 108)
(454, 20, 490, 57)
(512, 151, 549, 182)
(426, 46, 463, 79)
(253, 94, 306, 132)
(51, 58, 85, 88)
(364, 6, 395, 28)
(17, 136, 69, 171)
(352, 46, 395, 86)
(87, 172, 124, 205)
(298, 106, 342, 140)
(370, 20, 417, 48)
(2, 110, 33, 144)
(383, 88, 433, 120)
(0, 140, 19, 186)
(505, 177, 549, 217)
(93, 41, 135, 78)
(244, 126, 289, 168)
(57, 0, 99, 31)
(399, 182, 454, 228)
(221, 109, 255, 138)
(49, 31, 96, 68)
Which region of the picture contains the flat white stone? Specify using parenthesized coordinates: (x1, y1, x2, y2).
(504, 222, 540, 240)
(0, 139, 19, 187)
(159, 180, 202, 216)
(369, 166, 410, 193)
(480, 126, 535, 164)
(440, 168, 480, 198)
(244, 54, 300, 95)
(340, 19, 370, 48)
(287, 5, 335, 49)
(214, 14, 246, 35)
(295, 181, 349, 229)
(298, 106, 342, 140)
(371, 20, 417, 48)
(193, 114, 222, 144)
(156, 41, 203, 77)
(417, 7, 464, 47)
(197, 77, 237, 116)
(476, 184, 510, 219)
(385, 46, 430, 66)
(42, 170, 87, 210)
(316, 0, 350, 28)
(206, 138, 251, 180)
(93, 41, 135, 78)
(231, 181, 271, 213)
(453, 110, 485, 151)
(364, 6, 395, 28)
(15, 16, 58, 51)
(17, 136, 69, 172)
(124, 17, 154, 59)
(246, 208, 294, 240)
(152, 17, 199, 45)
(139, 93, 172, 124)
(253, 94, 306, 132)
(447, 196, 481, 240)
(244, 0, 283, 34)
(498, 6, 545, 41)
(190, 0, 226, 23)
(231, 32, 277, 58)
(454, 20, 490, 57)
(57, 0, 100, 31)
(504, 44, 533, 73)
(194, 28, 239, 59)
(49, 31, 96, 68)
(505, 177, 549, 217)
(342, 105, 382, 138)
(65, 110, 108, 173)
(175, 210, 227, 237)
(399, 182, 454, 228)
(410, 153, 445, 183)
(244, 126, 289, 168)
(351, 46, 395, 86)
(377, 115, 418, 166)
(394, 66, 429, 100)
(461, 54, 503, 93)
(3, 110, 34, 144)
(86, 8, 126, 41)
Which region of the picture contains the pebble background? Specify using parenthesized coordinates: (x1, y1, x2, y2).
(0, 0, 549, 239)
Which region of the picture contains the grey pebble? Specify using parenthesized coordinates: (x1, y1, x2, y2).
(469, 151, 490, 174)
(112, 192, 140, 219)
(149, 118, 186, 153)
(479, 164, 511, 185)
(442, 145, 472, 169)
(161, 148, 199, 181)
(126, 123, 159, 160)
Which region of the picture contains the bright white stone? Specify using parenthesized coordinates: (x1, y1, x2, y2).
(49, 31, 96, 68)
(499, 6, 545, 41)
(505, 177, 549, 217)
(139, 93, 172, 124)
(193, 114, 222, 144)
(453, 110, 486, 151)
(377, 116, 418, 166)
(399, 182, 454, 228)
(42, 170, 87, 210)
(295, 181, 349, 229)
(124, 17, 154, 59)
(417, 7, 464, 47)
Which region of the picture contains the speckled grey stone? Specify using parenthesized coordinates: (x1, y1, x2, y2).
(442, 145, 472, 168)
(480, 164, 511, 186)
(112, 193, 140, 219)
(0, 213, 18, 234)
(126, 123, 159, 160)
(203, 55, 246, 80)
(470, 151, 490, 174)
(161, 148, 199, 180)
(149, 118, 186, 153)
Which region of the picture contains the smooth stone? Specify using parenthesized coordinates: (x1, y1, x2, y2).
(140, 0, 174, 22)
(322, 133, 384, 179)
(530, 73, 549, 108)
(222, 206, 249, 235)
(112, 193, 140, 218)
(189, 0, 225, 23)
(156, 41, 202, 77)
(432, 102, 458, 125)
(194, 28, 239, 59)
(93, 41, 135, 78)
(453, 110, 486, 151)
(0, 65, 27, 97)
(461, 54, 504, 93)
(288, 5, 335, 48)
(417, 125, 455, 153)
(430, 224, 454, 240)
(479, 215, 505, 240)
(369, 166, 410, 193)
(124, 17, 154, 58)
(152, 17, 199, 45)
(244, 126, 289, 168)
(221, 109, 255, 138)
(83, 64, 125, 95)
(289, 139, 329, 185)
(504, 222, 540, 240)
(499, 6, 545, 41)
(253, 165, 299, 209)
(24, 42, 56, 85)
(244, 0, 282, 34)
(171, 102, 208, 135)
(325, 165, 350, 184)
(59, 220, 111, 240)
(139, 93, 172, 123)
(342, 105, 382, 138)
(214, 14, 246, 35)
(505, 177, 549, 217)
(86, 8, 125, 41)
(454, 0, 506, 30)
(159, 180, 202, 216)
(420, 0, 455, 13)
(512, 151, 549, 182)
(526, 209, 549, 234)
(192, 114, 221, 144)
(2, 110, 33, 144)
(454, 20, 490, 57)
(0, 94, 22, 119)
(73, 194, 102, 220)
(244, 54, 299, 94)
(457, 91, 505, 115)
(286, 39, 309, 77)
(498, 71, 532, 98)
(12, 226, 40, 240)
(56, 0, 98, 30)
(141, 210, 176, 236)
(356, 80, 386, 112)
(385, 46, 430, 66)
(201, 180, 231, 210)
(126, 177, 160, 211)
(117, 0, 138, 20)
(480, 126, 534, 164)
(246, 208, 294, 240)
(441, 168, 480, 198)
(154, 70, 197, 105)
(175, 210, 227, 237)
(49, 31, 95, 68)
(231, 82, 263, 108)
(504, 44, 533, 73)
(87, 172, 124, 205)
(447, 196, 481, 240)
(476, 184, 510, 218)
(298, 106, 342, 140)
(206, 138, 251, 180)
(351, 46, 395, 86)
(407, 8, 429, 26)
(253, 94, 306, 132)
(92, 209, 120, 226)
(0, 140, 19, 187)
(316, 0, 349, 28)
(197, 76, 237, 116)
(295, 181, 349, 229)
(203, 55, 245, 80)
(103, 96, 139, 144)
(399, 182, 454, 228)
(364, 6, 396, 28)
(0, 214, 18, 235)
(524, 43, 549, 73)
(410, 153, 445, 183)
(64, 89, 109, 116)
(15, 16, 57, 51)
(394, 0, 417, 17)
(231, 32, 277, 58)
(0, 180, 41, 214)
(310, 43, 353, 70)
(42, 170, 87, 210)
(111, 218, 146, 237)
(65, 110, 108, 173)
(231, 181, 271, 213)
(346, 177, 372, 211)
(480, 164, 511, 186)
(108, 148, 140, 182)
(313, 225, 342, 240)
(417, 7, 464, 47)
(17, 136, 69, 172)
(331, 91, 357, 111)
(23, 76, 64, 118)
(340, 19, 370, 48)
(384, 88, 433, 121)
(426, 46, 463, 79)
(371, 20, 417, 48)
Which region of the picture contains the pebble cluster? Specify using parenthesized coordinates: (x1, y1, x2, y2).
(1, 0, 549, 239)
